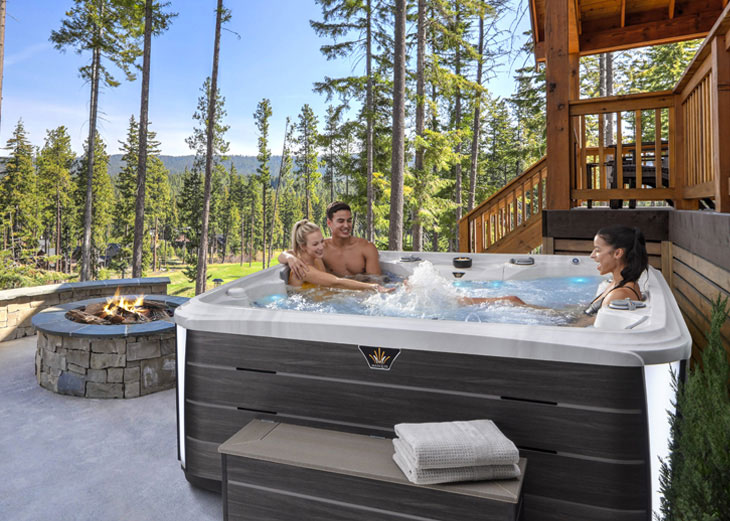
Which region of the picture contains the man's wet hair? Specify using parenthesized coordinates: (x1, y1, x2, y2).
(326, 201, 351, 220)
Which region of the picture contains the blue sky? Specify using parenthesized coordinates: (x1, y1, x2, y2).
(1, 0, 529, 157)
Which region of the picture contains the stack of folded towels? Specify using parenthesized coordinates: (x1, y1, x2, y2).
(392, 419, 520, 485)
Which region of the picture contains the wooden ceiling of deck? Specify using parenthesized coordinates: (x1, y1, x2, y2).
(530, 0, 727, 61)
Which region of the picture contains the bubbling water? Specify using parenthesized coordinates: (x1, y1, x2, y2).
(255, 260, 604, 326)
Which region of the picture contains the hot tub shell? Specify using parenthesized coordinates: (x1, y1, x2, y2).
(174, 251, 690, 521)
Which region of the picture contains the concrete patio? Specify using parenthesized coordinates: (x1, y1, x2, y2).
(0, 336, 220, 521)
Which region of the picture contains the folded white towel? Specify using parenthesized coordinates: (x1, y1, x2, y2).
(394, 419, 518, 469)
(392, 448, 520, 485)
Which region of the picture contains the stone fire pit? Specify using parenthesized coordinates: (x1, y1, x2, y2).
(31, 295, 188, 399)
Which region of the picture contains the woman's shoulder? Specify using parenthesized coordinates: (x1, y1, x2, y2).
(605, 283, 642, 304)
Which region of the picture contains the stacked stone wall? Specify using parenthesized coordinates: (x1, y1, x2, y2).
(0, 278, 169, 342)
(35, 331, 177, 399)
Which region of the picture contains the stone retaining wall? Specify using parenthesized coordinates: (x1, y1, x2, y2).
(35, 330, 177, 398)
(0, 278, 169, 342)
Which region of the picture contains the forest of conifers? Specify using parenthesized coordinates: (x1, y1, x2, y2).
(0, 0, 698, 292)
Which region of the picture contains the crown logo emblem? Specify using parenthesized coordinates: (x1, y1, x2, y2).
(358, 346, 401, 371)
(369, 348, 390, 365)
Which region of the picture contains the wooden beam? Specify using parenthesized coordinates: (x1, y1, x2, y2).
(571, 188, 675, 200)
(621, 0, 626, 28)
(569, 91, 674, 115)
(545, 0, 573, 210)
(668, 0, 675, 20)
(711, 35, 730, 212)
(568, 0, 580, 54)
(580, 9, 721, 56)
(682, 181, 715, 199)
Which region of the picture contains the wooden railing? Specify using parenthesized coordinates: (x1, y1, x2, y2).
(459, 157, 547, 253)
(460, 3, 730, 253)
(673, 1, 730, 210)
(569, 91, 676, 204)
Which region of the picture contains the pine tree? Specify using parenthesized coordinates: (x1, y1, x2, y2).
(659, 296, 730, 521)
(0, 120, 38, 260)
(185, 72, 230, 292)
(37, 126, 75, 271)
(294, 104, 321, 220)
(51, 0, 143, 280)
(145, 156, 172, 271)
(132, 0, 176, 278)
(254, 98, 272, 268)
(74, 133, 113, 278)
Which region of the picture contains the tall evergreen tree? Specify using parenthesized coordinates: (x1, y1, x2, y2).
(195, 0, 229, 295)
(294, 104, 321, 220)
(74, 132, 113, 278)
(254, 98, 272, 268)
(0, 120, 38, 259)
(51, 0, 143, 280)
(389, 0, 406, 250)
(132, 0, 176, 277)
(310, 0, 390, 241)
(185, 73, 230, 291)
(37, 126, 75, 270)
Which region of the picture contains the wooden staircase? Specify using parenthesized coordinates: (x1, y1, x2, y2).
(459, 157, 547, 254)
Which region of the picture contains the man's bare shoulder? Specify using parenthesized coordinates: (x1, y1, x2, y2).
(349, 237, 377, 251)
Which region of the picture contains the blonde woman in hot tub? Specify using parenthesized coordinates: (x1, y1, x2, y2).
(288, 220, 392, 292)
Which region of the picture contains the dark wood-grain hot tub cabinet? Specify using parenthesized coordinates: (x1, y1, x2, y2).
(219, 420, 526, 521)
(179, 329, 653, 521)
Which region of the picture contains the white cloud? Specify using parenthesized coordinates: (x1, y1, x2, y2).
(5, 42, 52, 67)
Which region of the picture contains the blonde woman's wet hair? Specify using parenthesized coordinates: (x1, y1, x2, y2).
(290, 219, 321, 253)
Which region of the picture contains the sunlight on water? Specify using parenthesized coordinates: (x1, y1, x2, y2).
(254, 260, 604, 326)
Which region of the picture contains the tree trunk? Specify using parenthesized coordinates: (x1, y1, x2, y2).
(412, 0, 425, 252)
(453, 18, 463, 251)
(55, 188, 61, 271)
(81, 43, 101, 281)
(365, 0, 374, 242)
(196, 0, 224, 295)
(132, 0, 153, 278)
(262, 182, 267, 268)
(153, 215, 158, 272)
(240, 216, 245, 265)
(249, 197, 254, 267)
(388, 0, 406, 251)
(0, 0, 6, 131)
(468, 13, 484, 212)
(268, 118, 289, 265)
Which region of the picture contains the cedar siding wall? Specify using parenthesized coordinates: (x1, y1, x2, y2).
(668, 212, 730, 363)
(543, 209, 730, 362)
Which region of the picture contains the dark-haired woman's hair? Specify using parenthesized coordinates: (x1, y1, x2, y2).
(597, 225, 648, 286)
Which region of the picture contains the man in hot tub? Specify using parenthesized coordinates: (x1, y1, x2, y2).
(278, 201, 382, 279)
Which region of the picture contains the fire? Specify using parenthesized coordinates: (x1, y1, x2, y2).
(103, 289, 145, 316)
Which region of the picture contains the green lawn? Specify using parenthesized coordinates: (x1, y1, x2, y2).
(161, 260, 279, 297)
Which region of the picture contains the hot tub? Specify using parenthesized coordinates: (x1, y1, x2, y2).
(174, 251, 690, 521)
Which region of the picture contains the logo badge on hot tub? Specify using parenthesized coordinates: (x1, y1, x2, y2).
(358, 346, 401, 371)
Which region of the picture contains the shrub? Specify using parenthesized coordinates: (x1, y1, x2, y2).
(658, 296, 730, 520)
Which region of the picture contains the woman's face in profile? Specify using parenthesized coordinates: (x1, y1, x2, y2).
(304, 230, 325, 258)
(590, 235, 624, 275)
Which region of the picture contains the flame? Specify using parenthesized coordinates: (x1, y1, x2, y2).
(102, 288, 145, 316)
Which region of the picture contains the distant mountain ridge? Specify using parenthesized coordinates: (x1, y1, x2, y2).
(107, 155, 282, 177)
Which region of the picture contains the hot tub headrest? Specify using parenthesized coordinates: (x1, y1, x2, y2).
(279, 266, 291, 283)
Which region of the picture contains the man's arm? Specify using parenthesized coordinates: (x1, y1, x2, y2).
(277, 250, 309, 280)
(362, 240, 382, 275)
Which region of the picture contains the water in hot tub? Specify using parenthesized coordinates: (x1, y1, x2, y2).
(254, 261, 604, 326)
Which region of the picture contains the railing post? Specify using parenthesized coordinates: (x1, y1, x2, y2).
(545, 0, 576, 210)
(711, 35, 730, 212)
(672, 92, 697, 209)
(458, 218, 470, 253)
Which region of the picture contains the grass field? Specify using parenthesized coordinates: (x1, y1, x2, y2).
(153, 259, 279, 297)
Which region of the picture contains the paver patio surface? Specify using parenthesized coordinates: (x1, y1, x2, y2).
(0, 336, 220, 521)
